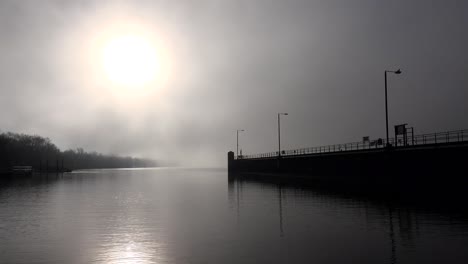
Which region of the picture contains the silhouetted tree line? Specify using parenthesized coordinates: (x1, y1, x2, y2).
(0, 132, 157, 170)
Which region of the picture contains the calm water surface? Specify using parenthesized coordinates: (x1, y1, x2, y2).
(1, 168, 468, 263)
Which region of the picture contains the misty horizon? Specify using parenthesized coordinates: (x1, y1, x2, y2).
(1, 0, 467, 166)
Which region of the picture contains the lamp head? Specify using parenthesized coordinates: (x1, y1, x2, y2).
(395, 69, 402, 74)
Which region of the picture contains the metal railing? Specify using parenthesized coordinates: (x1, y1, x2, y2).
(239, 129, 468, 160)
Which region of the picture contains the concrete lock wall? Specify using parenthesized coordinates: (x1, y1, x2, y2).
(227, 143, 468, 189)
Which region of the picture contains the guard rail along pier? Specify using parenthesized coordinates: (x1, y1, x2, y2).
(228, 129, 468, 190)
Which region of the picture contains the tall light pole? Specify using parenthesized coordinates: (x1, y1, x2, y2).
(384, 69, 402, 147)
(278, 113, 288, 158)
(236, 129, 244, 158)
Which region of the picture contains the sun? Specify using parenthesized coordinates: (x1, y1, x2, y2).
(102, 35, 159, 87)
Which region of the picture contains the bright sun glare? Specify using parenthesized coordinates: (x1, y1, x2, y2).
(102, 35, 159, 87)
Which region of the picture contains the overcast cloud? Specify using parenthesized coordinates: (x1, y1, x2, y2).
(0, 0, 467, 166)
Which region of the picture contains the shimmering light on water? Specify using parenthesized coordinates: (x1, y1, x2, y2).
(1, 168, 468, 264)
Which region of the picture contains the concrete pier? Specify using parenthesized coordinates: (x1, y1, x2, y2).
(228, 142, 468, 190)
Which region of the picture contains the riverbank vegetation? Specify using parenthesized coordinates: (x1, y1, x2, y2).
(0, 132, 157, 170)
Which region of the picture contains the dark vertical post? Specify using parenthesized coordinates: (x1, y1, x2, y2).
(236, 129, 244, 159)
(277, 113, 288, 169)
(277, 114, 280, 169)
(278, 113, 281, 158)
(385, 71, 389, 147)
(384, 69, 401, 147)
(237, 131, 239, 158)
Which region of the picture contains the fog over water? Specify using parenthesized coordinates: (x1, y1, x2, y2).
(0, 0, 467, 166)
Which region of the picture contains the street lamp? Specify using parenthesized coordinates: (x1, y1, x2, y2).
(278, 113, 288, 158)
(384, 69, 402, 147)
(236, 129, 244, 158)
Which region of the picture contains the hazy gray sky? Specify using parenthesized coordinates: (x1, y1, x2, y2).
(0, 0, 467, 166)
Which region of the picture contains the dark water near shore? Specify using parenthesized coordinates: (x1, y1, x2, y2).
(1, 168, 468, 264)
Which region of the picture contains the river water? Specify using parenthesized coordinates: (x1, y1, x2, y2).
(1, 168, 467, 264)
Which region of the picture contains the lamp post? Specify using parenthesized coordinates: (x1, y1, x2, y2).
(278, 113, 288, 158)
(236, 129, 244, 158)
(384, 69, 401, 147)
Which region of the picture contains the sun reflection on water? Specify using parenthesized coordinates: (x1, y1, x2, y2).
(93, 229, 168, 264)
(89, 191, 169, 264)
